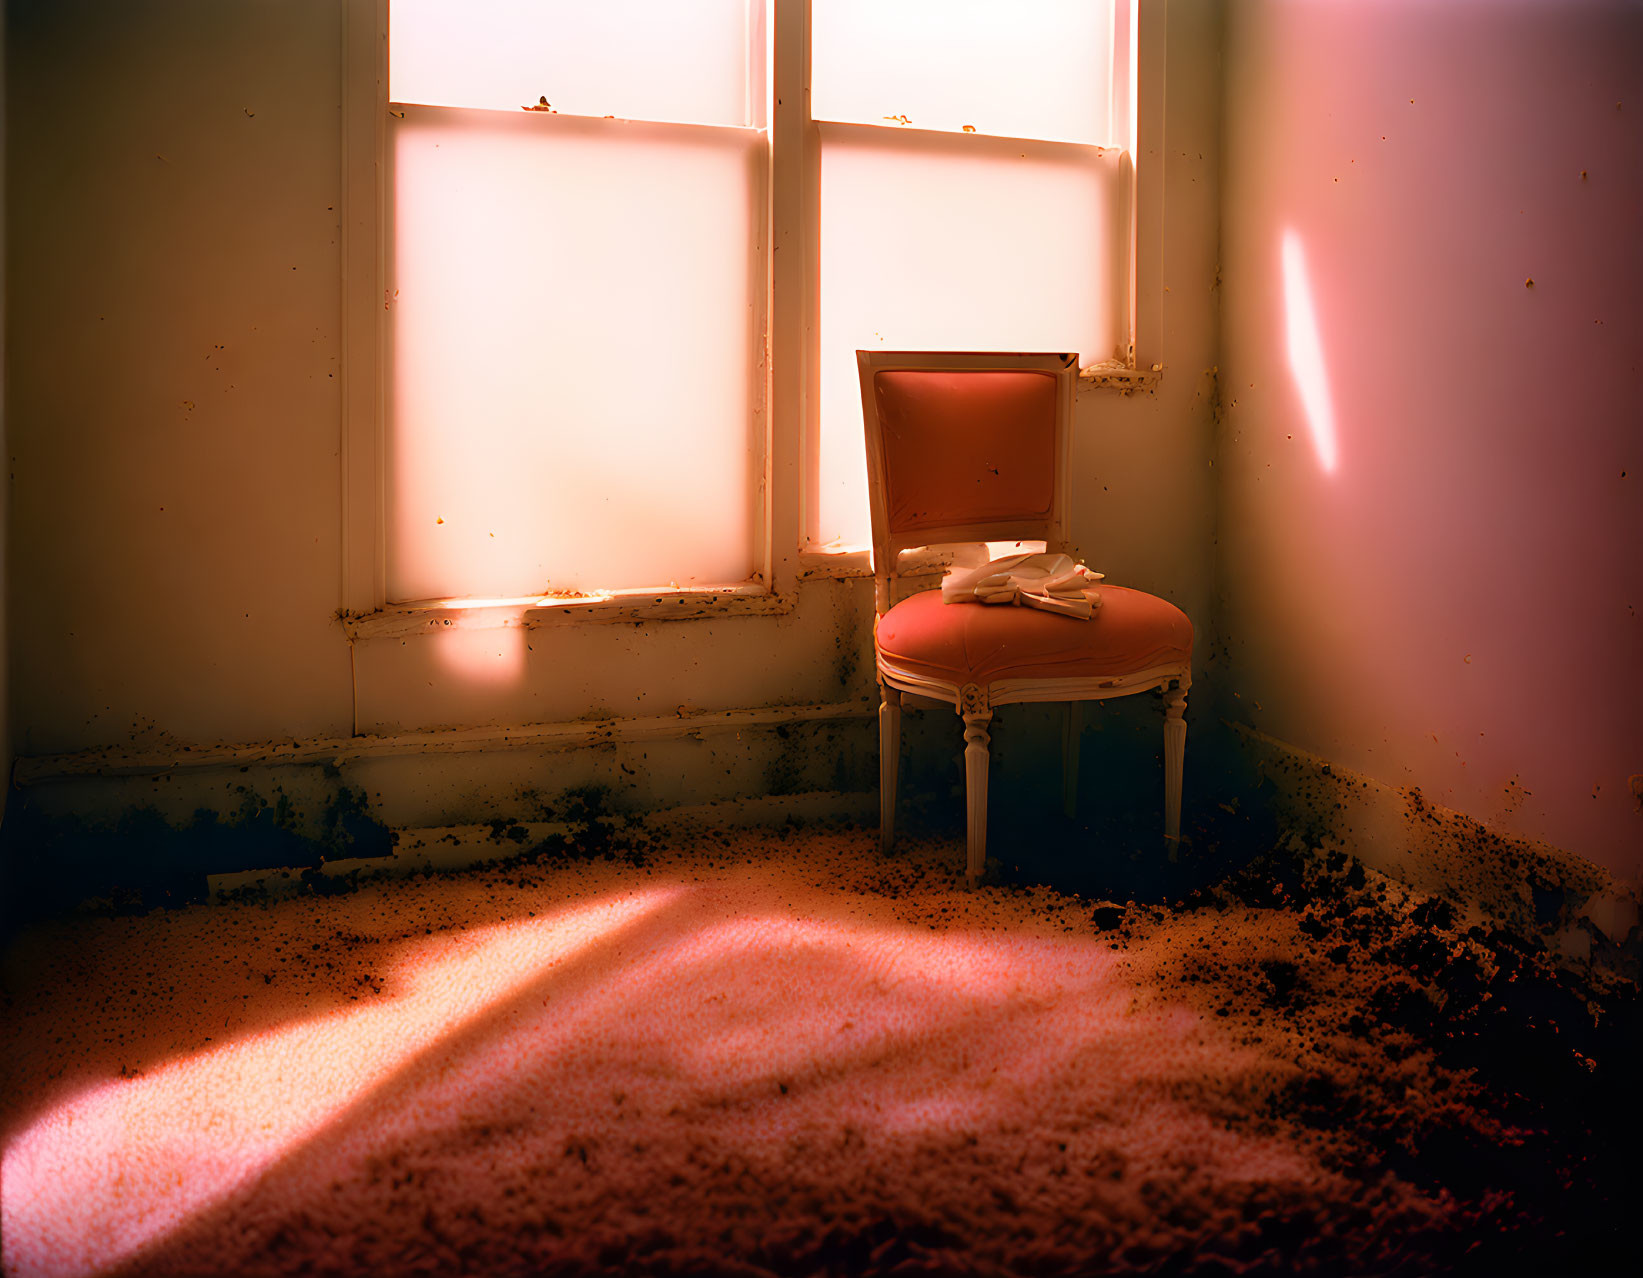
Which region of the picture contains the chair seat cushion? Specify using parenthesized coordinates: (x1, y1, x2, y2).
(875, 586, 1192, 688)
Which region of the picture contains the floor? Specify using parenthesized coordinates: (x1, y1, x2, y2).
(2, 824, 1635, 1277)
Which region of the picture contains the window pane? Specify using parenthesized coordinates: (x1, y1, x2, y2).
(815, 125, 1126, 548)
(812, 0, 1115, 144)
(387, 112, 761, 601)
(391, 0, 753, 127)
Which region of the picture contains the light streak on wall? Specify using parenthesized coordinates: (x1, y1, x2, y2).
(1281, 230, 1339, 474)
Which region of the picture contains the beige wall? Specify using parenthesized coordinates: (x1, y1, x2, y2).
(7, 2, 1224, 820)
(1218, 0, 1643, 877)
(9, 0, 352, 756)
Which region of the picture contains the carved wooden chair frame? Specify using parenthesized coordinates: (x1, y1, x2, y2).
(858, 350, 1190, 886)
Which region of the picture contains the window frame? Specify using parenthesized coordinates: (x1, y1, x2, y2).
(339, 0, 1165, 635)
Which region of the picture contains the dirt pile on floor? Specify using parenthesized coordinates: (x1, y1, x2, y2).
(2, 827, 1635, 1276)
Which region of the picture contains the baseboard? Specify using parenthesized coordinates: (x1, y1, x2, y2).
(11, 699, 875, 784)
(0, 711, 885, 927)
(1231, 722, 1639, 967)
(207, 790, 879, 903)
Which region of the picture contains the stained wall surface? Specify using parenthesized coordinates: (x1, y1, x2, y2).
(5, 3, 1223, 812)
(1218, 0, 1643, 877)
(7, 0, 353, 755)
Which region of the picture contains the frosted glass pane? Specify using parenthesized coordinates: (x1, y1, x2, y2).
(388, 111, 760, 601)
(812, 0, 1114, 144)
(815, 126, 1126, 548)
(391, 0, 751, 126)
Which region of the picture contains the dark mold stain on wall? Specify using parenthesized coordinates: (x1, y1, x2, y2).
(1, 773, 393, 928)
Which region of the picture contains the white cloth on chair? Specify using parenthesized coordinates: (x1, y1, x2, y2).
(940, 552, 1104, 619)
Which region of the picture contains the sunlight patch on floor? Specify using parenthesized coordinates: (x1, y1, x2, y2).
(3, 888, 679, 1277)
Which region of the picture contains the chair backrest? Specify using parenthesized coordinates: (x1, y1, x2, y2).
(857, 350, 1077, 612)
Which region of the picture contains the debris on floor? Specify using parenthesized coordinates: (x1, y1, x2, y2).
(2, 827, 1635, 1276)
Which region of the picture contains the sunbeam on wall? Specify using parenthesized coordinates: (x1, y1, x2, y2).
(431, 619, 529, 686)
(1280, 230, 1338, 474)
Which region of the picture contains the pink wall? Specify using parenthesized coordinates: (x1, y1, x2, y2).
(1219, 0, 1643, 877)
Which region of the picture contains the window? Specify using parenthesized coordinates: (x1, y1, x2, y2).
(381, 1, 764, 604)
(810, 0, 1132, 551)
(341, 1, 1163, 625)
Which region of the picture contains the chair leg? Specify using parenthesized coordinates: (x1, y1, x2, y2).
(878, 680, 902, 854)
(1163, 681, 1188, 842)
(1062, 702, 1081, 820)
(962, 704, 992, 887)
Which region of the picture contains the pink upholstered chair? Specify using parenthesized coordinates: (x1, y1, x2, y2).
(859, 351, 1193, 885)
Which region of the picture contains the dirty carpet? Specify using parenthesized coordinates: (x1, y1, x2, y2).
(2, 828, 1635, 1276)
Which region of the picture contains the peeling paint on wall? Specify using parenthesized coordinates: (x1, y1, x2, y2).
(1234, 724, 1640, 975)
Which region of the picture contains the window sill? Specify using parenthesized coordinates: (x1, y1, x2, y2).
(797, 548, 873, 580)
(342, 582, 791, 640)
(796, 545, 978, 582)
(1079, 360, 1162, 392)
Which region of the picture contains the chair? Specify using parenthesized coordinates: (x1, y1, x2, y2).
(858, 350, 1193, 885)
